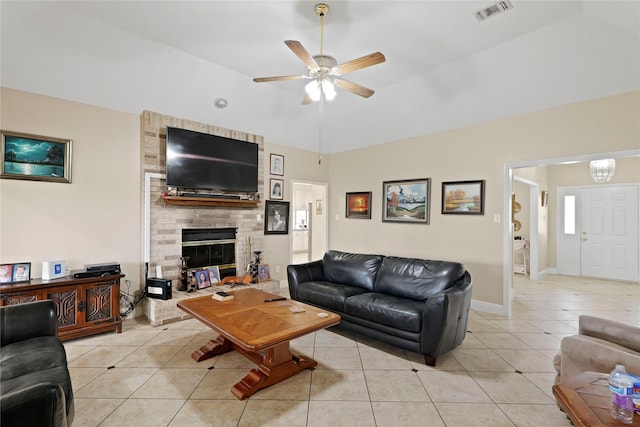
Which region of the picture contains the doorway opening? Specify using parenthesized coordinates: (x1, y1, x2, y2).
(291, 180, 328, 264)
(503, 149, 640, 317)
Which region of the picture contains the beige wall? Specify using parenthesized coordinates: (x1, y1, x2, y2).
(0, 87, 142, 285)
(2, 87, 638, 314)
(328, 91, 640, 307)
(262, 143, 330, 281)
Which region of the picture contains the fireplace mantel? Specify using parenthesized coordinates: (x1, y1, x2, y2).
(161, 195, 259, 208)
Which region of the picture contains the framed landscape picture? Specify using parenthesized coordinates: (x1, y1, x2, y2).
(1, 130, 72, 183)
(346, 191, 372, 219)
(382, 179, 431, 224)
(441, 180, 485, 215)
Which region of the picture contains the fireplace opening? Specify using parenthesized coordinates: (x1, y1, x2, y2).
(182, 228, 237, 277)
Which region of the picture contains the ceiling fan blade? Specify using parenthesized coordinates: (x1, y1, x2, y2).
(285, 40, 319, 70)
(301, 94, 313, 105)
(334, 52, 385, 75)
(334, 79, 375, 98)
(253, 75, 307, 83)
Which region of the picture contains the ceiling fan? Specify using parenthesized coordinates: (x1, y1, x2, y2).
(253, 3, 385, 105)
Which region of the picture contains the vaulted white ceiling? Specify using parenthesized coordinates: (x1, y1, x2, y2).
(1, 1, 638, 153)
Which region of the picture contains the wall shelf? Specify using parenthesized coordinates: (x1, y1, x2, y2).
(161, 195, 259, 208)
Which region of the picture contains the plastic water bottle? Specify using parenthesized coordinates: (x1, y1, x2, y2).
(609, 364, 634, 424)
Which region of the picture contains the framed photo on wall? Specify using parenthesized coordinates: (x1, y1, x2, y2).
(270, 153, 284, 176)
(346, 192, 372, 219)
(441, 180, 485, 215)
(382, 179, 431, 224)
(1, 130, 72, 183)
(270, 178, 283, 200)
(264, 200, 290, 234)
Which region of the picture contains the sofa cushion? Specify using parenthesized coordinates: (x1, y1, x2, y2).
(344, 293, 424, 332)
(374, 257, 465, 301)
(323, 250, 383, 291)
(296, 281, 368, 312)
(0, 337, 68, 381)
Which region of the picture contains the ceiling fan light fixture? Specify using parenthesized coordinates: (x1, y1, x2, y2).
(321, 80, 337, 100)
(305, 80, 322, 101)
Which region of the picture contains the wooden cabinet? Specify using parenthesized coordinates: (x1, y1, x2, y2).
(0, 274, 123, 341)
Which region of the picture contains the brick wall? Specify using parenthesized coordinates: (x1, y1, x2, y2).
(141, 110, 264, 283)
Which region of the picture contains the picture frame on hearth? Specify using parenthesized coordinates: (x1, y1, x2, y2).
(257, 264, 271, 282)
(0, 262, 31, 284)
(270, 153, 284, 176)
(1, 130, 72, 183)
(441, 180, 485, 215)
(346, 191, 372, 219)
(382, 178, 431, 224)
(270, 178, 283, 200)
(207, 266, 220, 285)
(264, 200, 289, 234)
(195, 269, 211, 289)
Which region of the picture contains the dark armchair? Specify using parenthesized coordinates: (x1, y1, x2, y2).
(1, 300, 74, 427)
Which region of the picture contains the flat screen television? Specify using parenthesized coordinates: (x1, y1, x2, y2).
(165, 127, 259, 193)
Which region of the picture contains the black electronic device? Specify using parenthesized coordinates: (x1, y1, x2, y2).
(166, 126, 259, 193)
(72, 269, 120, 279)
(146, 278, 172, 300)
(84, 262, 121, 273)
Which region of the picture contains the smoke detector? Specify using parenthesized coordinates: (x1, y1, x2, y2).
(474, 1, 513, 21)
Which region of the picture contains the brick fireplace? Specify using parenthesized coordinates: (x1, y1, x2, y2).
(141, 110, 265, 298)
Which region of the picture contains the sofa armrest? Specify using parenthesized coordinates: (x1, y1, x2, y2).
(0, 382, 68, 427)
(0, 300, 58, 346)
(579, 315, 640, 353)
(420, 272, 472, 357)
(287, 260, 325, 300)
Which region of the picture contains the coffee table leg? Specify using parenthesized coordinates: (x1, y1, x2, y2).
(191, 335, 234, 362)
(231, 342, 317, 400)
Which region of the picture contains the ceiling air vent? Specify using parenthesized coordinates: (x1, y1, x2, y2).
(474, 0, 513, 21)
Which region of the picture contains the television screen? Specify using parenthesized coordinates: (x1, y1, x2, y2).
(166, 127, 258, 193)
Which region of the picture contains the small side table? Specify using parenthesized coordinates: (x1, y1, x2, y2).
(552, 371, 639, 427)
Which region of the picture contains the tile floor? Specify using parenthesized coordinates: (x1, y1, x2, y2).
(65, 274, 640, 426)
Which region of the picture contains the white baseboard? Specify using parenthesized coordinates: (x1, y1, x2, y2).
(470, 299, 508, 317)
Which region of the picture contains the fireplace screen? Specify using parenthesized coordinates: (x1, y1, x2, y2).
(182, 228, 237, 277)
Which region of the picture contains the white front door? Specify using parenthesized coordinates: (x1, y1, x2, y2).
(557, 185, 639, 281)
(581, 185, 639, 281)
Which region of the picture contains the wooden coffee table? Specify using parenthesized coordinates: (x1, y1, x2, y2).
(177, 287, 340, 399)
(552, 371, 639, 427)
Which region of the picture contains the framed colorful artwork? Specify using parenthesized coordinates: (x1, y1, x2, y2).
(345, 191, 372, 219)
(1, 130, 72, 183)
(441, 180, 485, 215)
(382, 179, 431, 224)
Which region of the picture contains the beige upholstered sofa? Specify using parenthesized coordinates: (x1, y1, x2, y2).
(553, 315, 640, 384)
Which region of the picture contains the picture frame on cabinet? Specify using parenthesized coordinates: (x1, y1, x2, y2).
(0, 262, 31, 284)
(1, 130, 72, 183)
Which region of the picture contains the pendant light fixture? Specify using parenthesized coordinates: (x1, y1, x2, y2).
(589, 159, 616, 183)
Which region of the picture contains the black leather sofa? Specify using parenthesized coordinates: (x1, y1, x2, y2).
(287, 250, 472, 366)
(1, 300, 75, 427)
